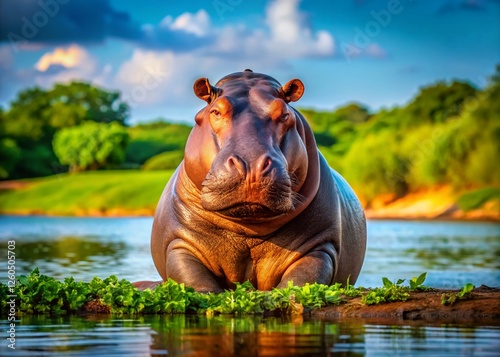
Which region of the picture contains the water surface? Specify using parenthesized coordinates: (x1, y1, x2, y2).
(0, 216, 499, 356)
(1, 216, 498, 288)
(1, 315, 499, 356)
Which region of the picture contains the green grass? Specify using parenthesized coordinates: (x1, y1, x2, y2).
(0, 170, 174, 215)
(457, 187, 500, 211)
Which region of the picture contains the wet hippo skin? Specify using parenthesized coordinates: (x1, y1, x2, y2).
(134, 70, 366, 293)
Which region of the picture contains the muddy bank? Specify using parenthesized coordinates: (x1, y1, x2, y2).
(310, 285, 500, 325)
(364, 186, 500, 222)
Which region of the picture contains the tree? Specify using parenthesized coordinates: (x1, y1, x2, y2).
(0, 138, 21, 179)
(1, 82, 130, 178)
(403, 81, 477, 126)
(53, 122, 129, 172)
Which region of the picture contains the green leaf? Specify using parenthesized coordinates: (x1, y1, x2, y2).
(18, 275, 29, 286)
(416, 272, 427, 286)
(460, 283, 474, 296)
(382, 277, 392, 288)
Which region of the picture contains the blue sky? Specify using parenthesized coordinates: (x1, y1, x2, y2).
(0, 0, 499, 124)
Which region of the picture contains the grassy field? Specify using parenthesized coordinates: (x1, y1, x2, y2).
(0, 170, 498, 220)
(0, 170, 174, 216)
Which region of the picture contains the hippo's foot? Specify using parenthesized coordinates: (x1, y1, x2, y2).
(276, 250, 335, 288)
(132, 280, 163, 290)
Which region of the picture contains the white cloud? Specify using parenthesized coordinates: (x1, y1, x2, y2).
(266, 0, 335, 56)
(115, 50, 178, 105)
(365, 43, 387, 58)
(0, 45, 13, 70)
(340, 42, 388, 61)
(32, 44, 111, 89)
(114, 49, 220, 109)
(160, 10, 211, 37)
(112, 0, 337, 110)
(35, 45, 94, 72)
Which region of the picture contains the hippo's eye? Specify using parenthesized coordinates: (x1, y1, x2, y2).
(280, 113, 290, 122)
(210, 109, 221, 117)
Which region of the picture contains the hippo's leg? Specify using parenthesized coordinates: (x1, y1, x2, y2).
(166, 248, 223, 293)
(276, 249, 335, 288)
(132, 280, 163, 290)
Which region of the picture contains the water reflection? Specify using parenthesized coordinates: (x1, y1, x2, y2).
(6, 315, 499, 356)
(13, 236, 127, 280)
(0, 216, 159, 283)
(0, 216, 498, 288)
(359, 220, 500, 288)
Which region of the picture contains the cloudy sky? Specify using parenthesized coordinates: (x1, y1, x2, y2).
(0, 0, 499, 124)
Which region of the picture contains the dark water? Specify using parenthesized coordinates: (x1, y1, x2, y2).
(1, 315, 499, 356)
(0, 216, 499, 356)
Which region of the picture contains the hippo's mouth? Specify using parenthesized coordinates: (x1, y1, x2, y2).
(215, 202, 285, 219)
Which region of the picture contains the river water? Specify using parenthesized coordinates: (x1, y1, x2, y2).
(0, 216, 499, 356)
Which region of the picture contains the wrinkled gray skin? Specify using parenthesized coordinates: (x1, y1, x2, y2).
(137, 71, 366, 293)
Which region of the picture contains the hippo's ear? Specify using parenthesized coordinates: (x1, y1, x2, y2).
(282, 79, 305, 103)
(193, 77, 220, 103)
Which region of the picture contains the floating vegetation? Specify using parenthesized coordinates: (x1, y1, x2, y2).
(0, 269, 473, 315)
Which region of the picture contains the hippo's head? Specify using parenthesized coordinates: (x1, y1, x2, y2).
(183, 70, 316, 221)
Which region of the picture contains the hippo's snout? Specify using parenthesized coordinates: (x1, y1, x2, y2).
(200, 150, 294, 219)
(226, 154, 275, 182)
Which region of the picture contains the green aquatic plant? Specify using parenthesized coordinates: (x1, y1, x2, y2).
(441, 283, 475, 306)
(1, 269, 437, 316)
(360, 272, 432, 305)
(361, 277, 410, 305)
(408, 272, 430, 291)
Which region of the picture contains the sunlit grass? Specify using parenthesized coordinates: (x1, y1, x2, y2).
(0, 170, 173, 215)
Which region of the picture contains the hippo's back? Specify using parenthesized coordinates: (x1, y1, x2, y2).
(329, 166, 366, 284)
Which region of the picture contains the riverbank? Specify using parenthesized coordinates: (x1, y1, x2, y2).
(311, 285, 500, 325)
(6, 269, 499, 325)
(364, 186, 500, 222)
(0, 171, 172, 217)
(78, 286, 500, 326)
(0, 172, 499, 221)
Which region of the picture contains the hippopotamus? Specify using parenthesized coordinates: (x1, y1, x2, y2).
(135, 70, 366, 293)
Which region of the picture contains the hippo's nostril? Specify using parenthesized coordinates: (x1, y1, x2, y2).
(227, 155, 246, 177)
(263, 157, 272, 171)
(257, 156, 273, 177)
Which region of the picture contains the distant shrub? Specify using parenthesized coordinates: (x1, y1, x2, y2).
(53, 122, 128, 172)
(142, 151, 184, 170)
(457, 187, 500, 211)
(126, 121, 191, 164)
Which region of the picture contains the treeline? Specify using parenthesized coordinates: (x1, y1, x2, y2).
(304, 65, 500, 204)
(1, 66, 498, 204)
(0, 82, 191, 177)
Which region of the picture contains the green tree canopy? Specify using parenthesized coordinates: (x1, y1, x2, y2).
(0, 82, 130, 178)
(402, 81, 477, 126)
(3, 82, 129, 144)
(53, 122, 129, 172)
(338, 69, 499, 204)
